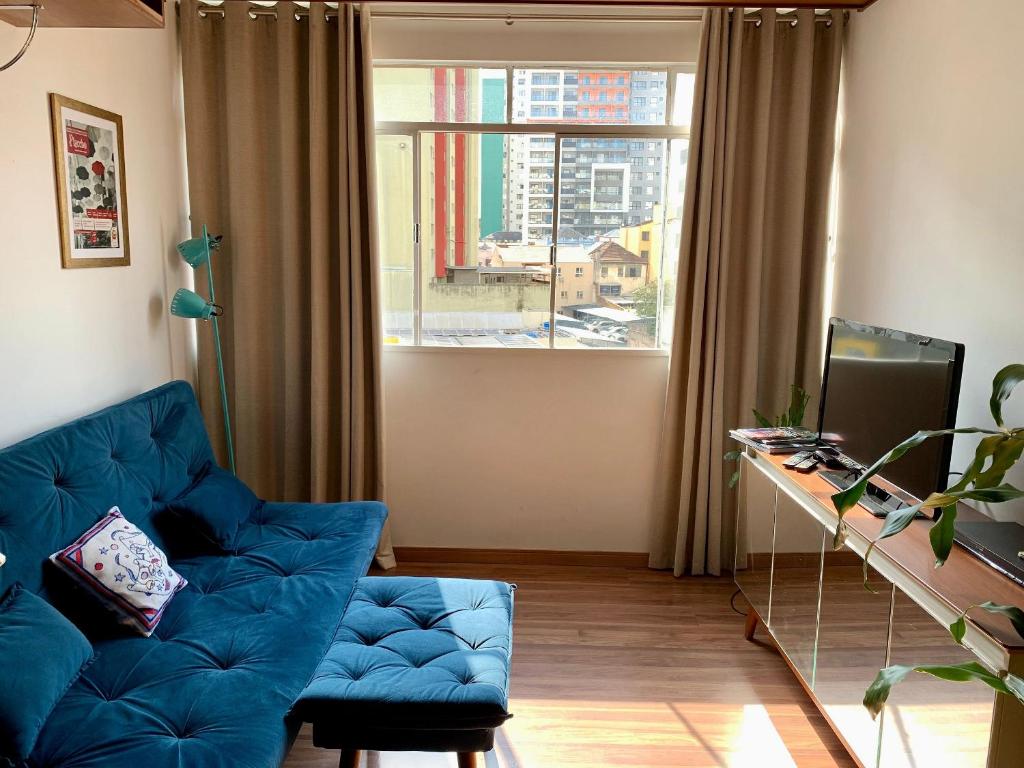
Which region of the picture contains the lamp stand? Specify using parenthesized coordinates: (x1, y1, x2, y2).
(203, 225, 236, 475)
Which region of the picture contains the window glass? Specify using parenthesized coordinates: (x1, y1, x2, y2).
(374, 63, 692, 350)
(373, 67, 507, 123)
(376, 135, 415, 344)
(671, 71, 697, 126)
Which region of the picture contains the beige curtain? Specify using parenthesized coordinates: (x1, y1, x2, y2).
(650, 8, 844, 576)
(179, 0, 394, 568)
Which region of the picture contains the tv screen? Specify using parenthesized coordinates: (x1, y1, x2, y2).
(817, 318, 965, 501)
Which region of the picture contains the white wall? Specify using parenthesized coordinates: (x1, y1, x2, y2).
(0, 19, 191, 447)
(383, 349, 668, 551)
(835, 0, 1024, 519)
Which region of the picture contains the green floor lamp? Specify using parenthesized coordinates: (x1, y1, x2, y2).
(170, 225, 236, 474)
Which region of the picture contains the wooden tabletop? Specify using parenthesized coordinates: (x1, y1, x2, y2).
(756, 450, 1024, 651)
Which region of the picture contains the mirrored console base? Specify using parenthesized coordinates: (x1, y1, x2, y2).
(733, 449, 1024, 768)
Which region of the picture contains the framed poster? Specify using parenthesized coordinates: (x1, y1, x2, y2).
(50, 94, 130, 268)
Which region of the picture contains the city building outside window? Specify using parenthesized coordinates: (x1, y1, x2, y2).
(374, 64, 693, 349)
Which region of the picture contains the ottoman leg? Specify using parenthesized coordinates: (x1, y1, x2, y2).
(338, 749, 361, 768)
(457, 752, 478, 768)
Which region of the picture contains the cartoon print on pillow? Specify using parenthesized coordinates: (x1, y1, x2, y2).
(109, 526, 176, 596)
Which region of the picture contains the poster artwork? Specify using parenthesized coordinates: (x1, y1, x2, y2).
(64, 119, 121, 250)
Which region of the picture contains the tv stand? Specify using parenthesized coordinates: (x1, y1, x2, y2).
(733, 442, 1024, 768)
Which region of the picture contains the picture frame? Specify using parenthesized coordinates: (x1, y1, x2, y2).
(49, 94, 130, 268)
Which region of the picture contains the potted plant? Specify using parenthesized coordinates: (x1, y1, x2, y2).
(725, 384, 811, 487)
(828, 364, 1024, 714)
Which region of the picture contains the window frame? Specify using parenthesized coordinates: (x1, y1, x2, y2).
(375, 62, 692, 350)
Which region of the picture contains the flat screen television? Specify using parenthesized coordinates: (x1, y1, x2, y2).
(817, 318, 965, 502)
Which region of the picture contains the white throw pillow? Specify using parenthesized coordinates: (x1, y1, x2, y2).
(49, 507, 187, 636)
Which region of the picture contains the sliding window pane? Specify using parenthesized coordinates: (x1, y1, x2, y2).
(656, 138, 688, 349)
(552, 137, 674, 349)
(671, 71, 697, 126)
(373, 67, 507, 124)
(512, 69, 668, 125)
(376, 135, 415, 345)
(418, 132, 552, 347)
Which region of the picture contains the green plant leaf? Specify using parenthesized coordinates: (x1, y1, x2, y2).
(989, 364, 1024, 429)
(924, 484, 1024, 510)
(783, 385, 810, 428)
(928, 505, 957, 567)
(728, 469, 741, 489)
(828, 427, 997, 548)
(863, 662, 1015, 719)
(971, 436, 1024, 489)
(950, 614, 967, 644)
(950, 434, 1015, 493)
(752, 408, 774, 428)
(860, 503, 926, 589)
(723, 450, 742, 461)
(916, 486, 1024, 566)
(964, 602, 1024, 641)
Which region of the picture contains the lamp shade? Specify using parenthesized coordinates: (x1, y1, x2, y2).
(170, 288, 219, 320)
(176, 233, 222, 268)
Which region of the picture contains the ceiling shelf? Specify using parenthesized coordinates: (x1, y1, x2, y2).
(0, 0, 164, 29)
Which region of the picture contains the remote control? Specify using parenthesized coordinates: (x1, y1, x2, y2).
(783, 451, 814, 469)
(794, 457, 820, 473)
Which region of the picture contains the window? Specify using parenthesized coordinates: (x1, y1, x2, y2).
(375, 63, 691, 349)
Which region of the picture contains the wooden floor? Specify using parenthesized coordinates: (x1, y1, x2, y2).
(285, 562, 855, 768)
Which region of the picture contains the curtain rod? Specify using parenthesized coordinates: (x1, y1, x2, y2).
(195, 6, 835, 25)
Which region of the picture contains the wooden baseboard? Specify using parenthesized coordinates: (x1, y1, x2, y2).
(393, 547, 650, 568)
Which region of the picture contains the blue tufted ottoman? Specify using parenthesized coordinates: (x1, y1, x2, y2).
(292, 576, 515, 768)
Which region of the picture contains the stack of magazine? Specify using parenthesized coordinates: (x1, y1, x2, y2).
(729, 426, 819, 454)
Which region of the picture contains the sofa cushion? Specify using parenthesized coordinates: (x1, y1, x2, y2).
(167, 464, 260, 551)
(49, 507, 187, 636)
(0, 584, 93, 764)
(292, 577, 515, 731)
(0, 381, 213, 603)
(28, 499, 386, 768)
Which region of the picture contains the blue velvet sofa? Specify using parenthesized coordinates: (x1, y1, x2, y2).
(0, 381, 387, 767)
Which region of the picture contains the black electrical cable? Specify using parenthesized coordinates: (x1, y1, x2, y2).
(729, 588, 748, 617)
